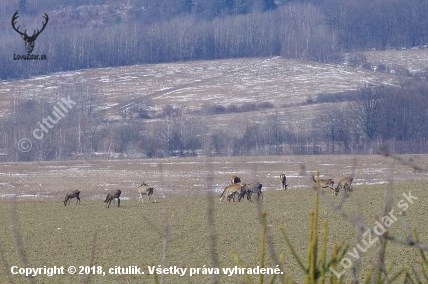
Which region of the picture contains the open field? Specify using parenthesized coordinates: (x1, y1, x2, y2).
(2, 50, 427, 145)
(364, 49, 428, 74)
(0, 154, 427, 199)
(0, 55, 401, 127)
(1, 49, 428, 282)
(0, 56, 400, 114)
(1, 50, 427, 158)
(0, 154, 427, 283)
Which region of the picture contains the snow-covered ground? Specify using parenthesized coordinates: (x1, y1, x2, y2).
(0, 56, 401, 118)
(0, 154, 426, 199)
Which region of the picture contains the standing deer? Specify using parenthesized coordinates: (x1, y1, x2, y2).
(63, 190, 81, 206)
(11, 10, 49, 53)
(137, 182, 154, 203)
(279, 174, 288, 190)
(334, 177, 354, 196)
(239, 183, 263, 201)
(219, 183, 244, 202)
(311, 175, 335, 193)
(104, 189, 121, 208)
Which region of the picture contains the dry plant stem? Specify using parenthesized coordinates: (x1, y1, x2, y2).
(319, 220, 328, 284)
(377, 146, 424, 172)
(10, 199, 36, 284)
(0, 241, 13, 284)
(306, 187, 319, 284)
(84, 231, 99, 284)
(259, 210, 267, 284)
(252, 159, 283, 284)
(205, 159, 220, 284)
(160, 208, 169, 284)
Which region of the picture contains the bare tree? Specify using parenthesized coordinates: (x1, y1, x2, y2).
(350, 86, 387, 141)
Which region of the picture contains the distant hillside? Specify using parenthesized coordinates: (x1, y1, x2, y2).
(0, 56, 400, 119)
(1, 49, 427, 161)
(1, 0, 427, 80)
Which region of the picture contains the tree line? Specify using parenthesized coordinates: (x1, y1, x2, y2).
(1, 78, 427, 161)
(1, 0, 427, 79)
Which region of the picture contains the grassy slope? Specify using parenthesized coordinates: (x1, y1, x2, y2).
(1, 50, 426, 138)
(0, 55, 401, 120)
(0, 154, 427, 282)
(0, 182, 427, 283)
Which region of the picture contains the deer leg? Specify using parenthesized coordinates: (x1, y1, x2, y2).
(117, 198, 120, 207)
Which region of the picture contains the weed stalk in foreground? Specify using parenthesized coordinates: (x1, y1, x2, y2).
(281, 183, 347, 284)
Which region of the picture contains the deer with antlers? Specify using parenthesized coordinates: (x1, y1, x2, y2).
(11, 10, 49, 53)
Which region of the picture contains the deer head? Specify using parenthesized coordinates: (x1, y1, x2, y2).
(11, 10, 49, 54)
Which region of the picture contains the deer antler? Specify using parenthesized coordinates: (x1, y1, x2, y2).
(11, 11, 49, 40)
(11, 11, 26, 37)
(32, 13, 49, 39)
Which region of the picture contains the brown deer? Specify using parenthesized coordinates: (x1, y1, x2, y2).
(11, 11, 49, 53)
(137, 182, 154, 203)
(239, 183, 263, 201)
(63, 190, 80, 206)
(279, 174, 288, 190)
(219, 183, 244, 202)
(334, 176, 354, 196)
(311, 175, 335, 193)
(104, 189, 121, 208)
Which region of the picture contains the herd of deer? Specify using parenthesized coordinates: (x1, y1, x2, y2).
(63, 182, 155, 208)
(218, 173, 353, 203)
(63, 173, 354, 207)
(311, 175, 354, 196)
(219, 175, 264, 202)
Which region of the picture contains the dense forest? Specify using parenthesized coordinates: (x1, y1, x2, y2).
(1, 0, 427, 79)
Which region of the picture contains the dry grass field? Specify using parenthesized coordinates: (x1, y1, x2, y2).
(0, 154, 427, 283)
(0, 55, 401, 131)
(2, 50, 426, 143)
(1, 49, 427, 283)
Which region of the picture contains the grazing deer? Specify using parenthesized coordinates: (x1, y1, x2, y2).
(239, 183, 263, 201)
(279, 174, 288, 190)
(137, 182, 154, 203)
(63, 190, 80, 206)
(104, 189, 121, 208)
(229, 175, 241, 185)
(219, 183, 244, 202)
(11, 10, 49, 53)
(311, 175, 335, 193)
(334, 176, 354, 196)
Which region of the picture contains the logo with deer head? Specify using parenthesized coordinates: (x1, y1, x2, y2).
(11, 10, 49, 54)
